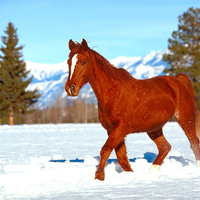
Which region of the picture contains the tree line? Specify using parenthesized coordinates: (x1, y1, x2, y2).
(25, 98, 99, 124)
(1, 7, 200, 125)
(2, 98, 99, 124)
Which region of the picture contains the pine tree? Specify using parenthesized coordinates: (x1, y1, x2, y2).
(0, 80, 7, 125)
(0, 22, 41, 125)
(163, 7, 200, 109)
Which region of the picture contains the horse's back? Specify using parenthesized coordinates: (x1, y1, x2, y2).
(145, 75, 193, 99)
(128, 75, 195, 132)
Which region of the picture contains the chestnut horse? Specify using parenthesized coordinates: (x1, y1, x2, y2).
(65, 39, 200, 181)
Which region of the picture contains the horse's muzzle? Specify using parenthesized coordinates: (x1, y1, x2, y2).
(65, 84, 79, 96)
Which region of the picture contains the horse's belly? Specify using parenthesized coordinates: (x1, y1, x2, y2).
(131, 119, 168, 133)
(130, 97, 176, 132)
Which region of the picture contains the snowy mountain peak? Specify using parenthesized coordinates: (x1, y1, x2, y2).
(110, 56, 141, 69)
(26, 61, 68, 82)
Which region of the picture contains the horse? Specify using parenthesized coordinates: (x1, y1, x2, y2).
(65, 39, 200, 181)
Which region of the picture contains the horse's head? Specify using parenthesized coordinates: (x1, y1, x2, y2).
(65, 39, 91, 96)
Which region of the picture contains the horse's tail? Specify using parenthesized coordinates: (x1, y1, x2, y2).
(176, 73, 200, 140)
(175, 73, 194, 96)
(195, 111, 200, 141)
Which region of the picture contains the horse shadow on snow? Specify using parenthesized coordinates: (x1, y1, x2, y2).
(49, 152, 193, 173)
(93, 152, 193, 173)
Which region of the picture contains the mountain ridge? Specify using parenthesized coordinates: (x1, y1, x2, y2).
(26, 51, 169, 107)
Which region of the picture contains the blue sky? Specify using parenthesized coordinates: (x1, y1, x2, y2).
(0, 0, 200, 64)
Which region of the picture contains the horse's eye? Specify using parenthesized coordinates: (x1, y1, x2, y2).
(82, 61, 86, 66)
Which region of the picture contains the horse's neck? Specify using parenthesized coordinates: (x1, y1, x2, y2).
(89, 57, 113, 105)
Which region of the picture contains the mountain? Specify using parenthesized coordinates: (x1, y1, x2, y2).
(26, 51, 169, 108)
(110, 51, 168, 79)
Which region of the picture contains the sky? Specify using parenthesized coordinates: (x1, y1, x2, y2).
(0, 0, 200, 64)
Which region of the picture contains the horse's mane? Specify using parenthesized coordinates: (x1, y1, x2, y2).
(69, 41, 136, 86)
(89, 48, 136, 85)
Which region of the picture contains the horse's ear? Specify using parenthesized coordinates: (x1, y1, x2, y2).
(69, 39, 76, 50)
(81, 38, 89, 50)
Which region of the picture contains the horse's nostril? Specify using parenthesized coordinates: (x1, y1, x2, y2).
(70, 85, 76, 93)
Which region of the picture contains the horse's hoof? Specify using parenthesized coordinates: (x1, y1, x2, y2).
(123, 166, 134, 172)
(197, 160, 200, 167)
(149, 164, 160, 173)
(95, 169, 105, 181)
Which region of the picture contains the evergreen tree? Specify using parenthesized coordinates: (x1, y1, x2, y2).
(163, 7, 200, 109)
(0, 80, 7, 125)
(0, 22, 41, 125)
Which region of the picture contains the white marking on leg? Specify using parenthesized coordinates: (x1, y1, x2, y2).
(69, 54, 78, 80)
(149, 164, 160, 173)
(196, 160, 200, 167)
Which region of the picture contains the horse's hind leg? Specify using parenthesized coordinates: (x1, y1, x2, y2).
(175, 116, 200, 166)
(115, 140, 133, 172)
(147, 128, 171, 172)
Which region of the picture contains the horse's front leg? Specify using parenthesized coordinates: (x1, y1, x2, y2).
(95, 126, 125, 181)
(115, 140, 133, 172)
(106, 129, 133, 172)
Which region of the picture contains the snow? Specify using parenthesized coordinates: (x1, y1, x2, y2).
(110, 56, 141, 70)
(109, 51, 168, 80)
(26, 61, 68, 81)
(0, 122, 200, 199)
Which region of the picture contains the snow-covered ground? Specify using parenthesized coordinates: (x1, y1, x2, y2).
(0, 123, 200, 199)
